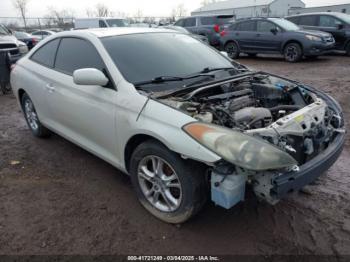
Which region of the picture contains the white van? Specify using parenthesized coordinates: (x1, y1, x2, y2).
(74, 18, 129, 29)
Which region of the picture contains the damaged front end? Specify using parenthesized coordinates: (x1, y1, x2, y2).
(155, 72, 346, 209)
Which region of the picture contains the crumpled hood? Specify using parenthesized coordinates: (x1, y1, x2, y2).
(295, 29, 332, 38)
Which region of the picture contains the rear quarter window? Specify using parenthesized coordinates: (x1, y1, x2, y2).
(236, 21, 256, 31)
(299, 16, 318, 26)
(184, 18, 196, 27)
(30, 38, 60, 68)
(287, 16, 300, 24)
(200, 17, 216, 25)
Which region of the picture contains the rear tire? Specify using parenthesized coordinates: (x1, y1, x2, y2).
(284, 43, 302, 63)
(21, 93, 51, 138)
(129, 140, 208, 224)
(225, 41, 240, 59)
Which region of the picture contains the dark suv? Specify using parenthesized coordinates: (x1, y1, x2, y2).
(219, 17, 335, 62)
(174, 15, 234, 47)
(286, 12, 350, 56)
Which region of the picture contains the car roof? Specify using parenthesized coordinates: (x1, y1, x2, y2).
(287, 12, 344, 17)
(56, 28, 179, 38)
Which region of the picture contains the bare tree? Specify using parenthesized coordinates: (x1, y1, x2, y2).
(171, 4, 188, 19)
(86, 8, 95, 18)
(13, 0, 30, 30)
(47, 7, 75, 29)
(95, 3, 112, 17)
(201, 0, 219, 7)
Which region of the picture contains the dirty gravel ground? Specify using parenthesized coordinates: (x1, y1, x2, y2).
(0, 55, 349, 256)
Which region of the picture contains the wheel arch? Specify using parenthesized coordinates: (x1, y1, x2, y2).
(124, 134, 170, 173)
(282, 40, 303, 53)
(18, 88, 26, 108)
(224, 39, 240, 50)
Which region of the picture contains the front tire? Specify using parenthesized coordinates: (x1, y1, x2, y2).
(284, 43, 302, 62)
(21, 93, 51, 138)
(225, 41, 240, 59)
(130, 140, 208, 224)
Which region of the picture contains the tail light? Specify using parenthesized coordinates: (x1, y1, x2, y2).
(220, 30, 228, 37)
(214, 24, 220, 33)
(10, 64, 16, 71)
(32, 38, 37, 45)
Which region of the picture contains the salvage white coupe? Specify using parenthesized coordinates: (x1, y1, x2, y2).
(11, 28, 345, 223)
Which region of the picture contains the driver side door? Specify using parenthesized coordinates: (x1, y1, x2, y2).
(253, 20, 283, 52)
(45, 37, 120, 166)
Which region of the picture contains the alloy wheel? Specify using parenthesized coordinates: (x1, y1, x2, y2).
(285, 46, 298, 62)
(137, 155, 182, 212)
(225, 42, 238, 58)
(24, 99, 39, 131)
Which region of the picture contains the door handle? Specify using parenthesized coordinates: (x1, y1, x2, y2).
(235, 32, 239, 36)
(45, 83, 55, 93)
(256, 33, 261, 37)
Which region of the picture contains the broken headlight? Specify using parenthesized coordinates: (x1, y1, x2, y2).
(183, 122, 297, 171)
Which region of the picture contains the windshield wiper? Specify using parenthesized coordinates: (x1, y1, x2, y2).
(199, 67, 235, 73)
(134, 74, 215, 87)
(134, 67, 236, 87)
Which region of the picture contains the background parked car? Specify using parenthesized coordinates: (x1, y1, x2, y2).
(162, 25, 209, 43)
(31, 30, 56, 41)
(14, 31, 39, 50)
(174, 15, 235, 47)
(0, 24, 28, 63)
(219, 17, 335, 62)
(74, 18, 129, 29)
(286, 12, 350, 56)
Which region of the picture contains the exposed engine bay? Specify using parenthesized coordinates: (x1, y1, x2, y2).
(158, 73, 343, 166)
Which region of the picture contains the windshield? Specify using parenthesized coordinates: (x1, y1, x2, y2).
(106, 19, 128, 27)
(334, 13, 350, 24)
(0, 25, 10, 35)
(101, 33, 233, 85)
(269, 18, 300, 31)
(15, 31, 30, 38)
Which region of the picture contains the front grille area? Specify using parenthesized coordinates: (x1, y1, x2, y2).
(0, 43, 17, 49)
(323, 36, 334, 43)
(0, 44, 20, 56)
(9, 49, 19, 55)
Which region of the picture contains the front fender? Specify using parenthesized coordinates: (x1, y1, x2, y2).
(119, 98, 221, 168)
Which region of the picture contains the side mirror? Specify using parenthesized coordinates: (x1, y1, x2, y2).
(73, 68, 109, 86)
(271, 28, 278, 35)
(338, 24, 344, 30)
(220, 51, 229, 58)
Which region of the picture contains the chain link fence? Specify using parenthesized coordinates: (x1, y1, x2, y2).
(0, 16, 178, 32)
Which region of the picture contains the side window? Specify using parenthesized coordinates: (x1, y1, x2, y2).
(30, 38, 60, 68)
(174, 19, 184, 27)
(184, 18, 196, 27)
(319, 16, 342, 27)
(287, 16, 300, 24)
(200, 17, 215, 25)
(299, 16, 318, 26)
(54, 38, 105, 75)
(99, 20, 107, 28)
(236, 21, 256, 31)
(257, 21, 276, 32)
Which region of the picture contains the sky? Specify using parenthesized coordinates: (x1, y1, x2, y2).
(0, 0, 349, 18)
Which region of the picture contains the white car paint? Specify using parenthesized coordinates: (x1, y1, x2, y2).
(11, 28, 221, 174)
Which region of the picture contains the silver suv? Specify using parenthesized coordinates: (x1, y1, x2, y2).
(0, 24, 28, 62)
